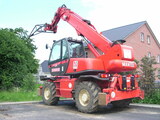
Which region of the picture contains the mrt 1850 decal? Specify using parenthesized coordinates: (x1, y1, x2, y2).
(122, 61, 134, 67)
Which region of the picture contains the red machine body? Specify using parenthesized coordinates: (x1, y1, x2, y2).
(44, 5, 137, 74)
(34, 5, 144, 113)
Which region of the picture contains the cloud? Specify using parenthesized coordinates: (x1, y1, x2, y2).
(80, 0, 160, 41)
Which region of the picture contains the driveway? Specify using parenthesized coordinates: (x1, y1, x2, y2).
(0, 100, 160, 120)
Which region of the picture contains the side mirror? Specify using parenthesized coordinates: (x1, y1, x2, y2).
(53, 40, 56, 43)
(46, 44, 49, 49)
(46, 44, 52, 50)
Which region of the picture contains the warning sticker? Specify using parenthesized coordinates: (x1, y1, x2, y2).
(73, 61, 78, 69)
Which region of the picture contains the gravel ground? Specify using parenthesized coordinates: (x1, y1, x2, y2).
(0, 100, 160, 120)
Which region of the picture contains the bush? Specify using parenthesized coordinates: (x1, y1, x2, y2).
(22, 73, 36, 91)
(139, 56, 157, 96)
(0, 28, 38, 90)
(133, 89, 160, 104)
(132, 56, 160, 104)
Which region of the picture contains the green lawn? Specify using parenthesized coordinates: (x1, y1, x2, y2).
(0, 90, 42, 102)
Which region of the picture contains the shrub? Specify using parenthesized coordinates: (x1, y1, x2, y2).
(22, 73, 36, 91)
(0, 28, 38, 90)
(139, 56, 157, 96)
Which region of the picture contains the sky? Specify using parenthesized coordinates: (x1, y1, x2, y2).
(0, 0, 160, 63)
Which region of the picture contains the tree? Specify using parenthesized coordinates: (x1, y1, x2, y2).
(0, 28, 38, 90)
(139, 56, 157, 96)
(4, 28, 36, 53)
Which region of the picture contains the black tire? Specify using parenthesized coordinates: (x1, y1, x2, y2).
(111, 99, 132, 108)
(42, 82, 59, 105)
(75, 81, 100, 113)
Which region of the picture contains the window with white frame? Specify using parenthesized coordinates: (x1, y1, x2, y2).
(148, 52, 151, 58)
(157, 55, 160, 63)
(140, 32, 144, 42)
(147, 35, 151, 44)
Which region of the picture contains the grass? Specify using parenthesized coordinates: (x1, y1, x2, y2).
(0, 84, 67, 102)
(0, 90, 42, 102)
(0, 84, 43, 102)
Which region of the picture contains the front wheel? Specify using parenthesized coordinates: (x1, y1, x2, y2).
(75, 81, 100, 113)
(42, 82, 59, 105)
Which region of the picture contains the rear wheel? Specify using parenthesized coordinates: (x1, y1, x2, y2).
(111, 99, 132, 108)
(42, 82, 59, 105)
(75, 81, 100, 113)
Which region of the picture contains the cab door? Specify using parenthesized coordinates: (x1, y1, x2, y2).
(61, 39, 70, 75)
(48, 39, 69, 76)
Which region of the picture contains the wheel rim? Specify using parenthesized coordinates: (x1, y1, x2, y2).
(79, 89, 90, 106)
(44, 88, 51, 100)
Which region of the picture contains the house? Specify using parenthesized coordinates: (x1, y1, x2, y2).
(102, 21, 160, 80)
(40, 60, 50, 76)
(36, 60, 50, 83)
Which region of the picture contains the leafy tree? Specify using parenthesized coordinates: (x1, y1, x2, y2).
(139, 56, 157, 96)
(0, 28, 38, 90)
(4, 28, 36, 53)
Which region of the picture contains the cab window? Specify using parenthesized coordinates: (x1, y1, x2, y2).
(49, 41, 61, 62)
(69, 42, 84, 58)
(62, 40, 69, 60)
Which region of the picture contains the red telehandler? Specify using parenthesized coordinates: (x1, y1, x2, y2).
(30, 5, 144, 113)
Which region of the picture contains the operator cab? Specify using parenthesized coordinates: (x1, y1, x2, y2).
(48, 37, 85, 76)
